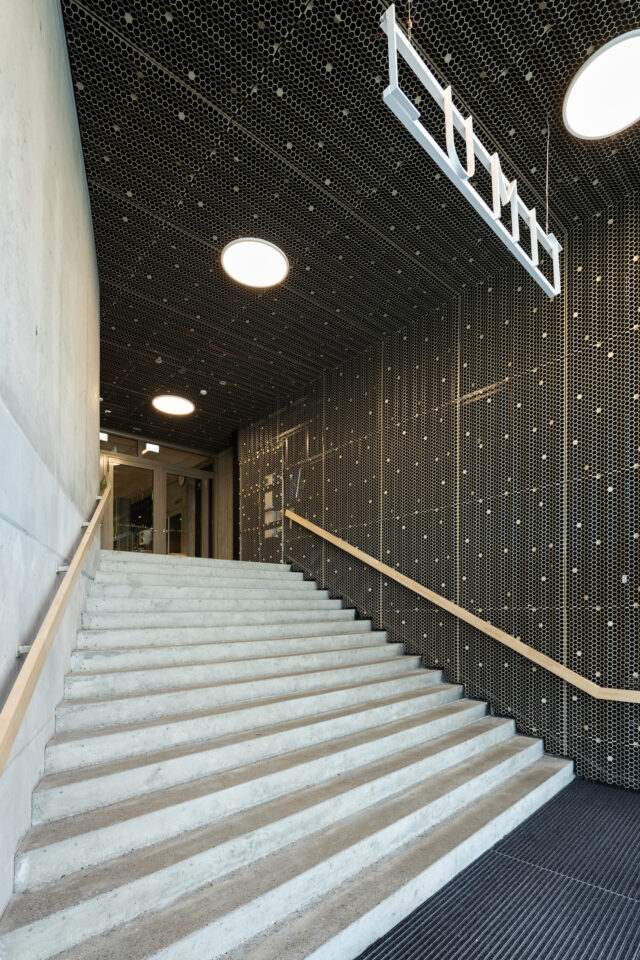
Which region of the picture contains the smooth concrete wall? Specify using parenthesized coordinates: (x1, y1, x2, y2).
(0, 0, 100, 912)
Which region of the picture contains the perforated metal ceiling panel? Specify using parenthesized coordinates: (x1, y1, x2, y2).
(61, 0, 640, 449)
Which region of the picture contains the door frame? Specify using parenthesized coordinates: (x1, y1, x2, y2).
(101, 451, 213, 556)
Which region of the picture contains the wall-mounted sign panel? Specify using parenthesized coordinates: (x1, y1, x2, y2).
(380, 4, 562, 298)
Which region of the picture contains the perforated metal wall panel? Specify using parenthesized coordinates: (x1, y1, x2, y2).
(61, 0, 640, 450)
(240, 193, 640, 789)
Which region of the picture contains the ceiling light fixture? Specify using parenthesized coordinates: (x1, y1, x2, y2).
(152, 395, 195, 415)
(99, 432, 108, 442)
(563, 30, 640, 139)
(142, 442, 160, 454)
(221, 238, 289, 287)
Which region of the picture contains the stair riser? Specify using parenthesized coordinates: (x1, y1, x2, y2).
(95, 570, 305, 586)
(45, 673, 444, 774)
(54, 658, 423, 733)
(71, 633, 384, 672)
(146, 741, 546, 960)
(99, 553, 289, 573)
(11, 737, 540, 960)
(64, 643, 399, 700)
(75, 619, 372, 650)
(81, 608, 352, 630)
(84, 595, 338, 613)
(17, 719, 515, 890)
(96, 566, 302, 583)
(89, 584, 317, 600)
(34, 696, 481, 822)
(301, 765, 576, 960)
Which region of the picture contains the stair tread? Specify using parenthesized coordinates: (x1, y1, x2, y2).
(91, 574, 315, 596)
(78, 618, 363, 636)
(3, 727, 533, 939)
(84, 596, 338, 609)
(72, 633, 373, 663)
(24, 750, 567, 960)
(48, 670, 441, 745)
(82, 609, 354, 624)
(96, 567, 301, 576)
(38, 687, 473, 789)
(23, 712, 510, 851)
(57, 656, 421, 707)
(99, 553, 290, 569)
(92, 575, 308, 584)
(67, 640, 395, 679)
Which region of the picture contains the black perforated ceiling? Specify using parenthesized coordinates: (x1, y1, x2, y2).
(61, 0, 640, 450)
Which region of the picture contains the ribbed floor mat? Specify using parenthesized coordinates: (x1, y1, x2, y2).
(357, 780, 640, 960)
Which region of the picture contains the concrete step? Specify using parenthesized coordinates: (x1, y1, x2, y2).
(15, 716, 516, 891)
(99, 551, 289, 572)
(84, 593, 341, 613)
(220, 758, 574, 960)
(88, 582, 318, 600)
(81, 606, 353, 630)
(94, 568, 306, 586)
(63, 642, 401, 700)
(0, 555, 575, 960)
(54, 656, 425, 733)
(1, 742, 570, 959)
(75, 618, 372, 650)
(34, 693, 483, 821)
(97, 563, 300, 582)
(70, 632, 382, 672)
(45, 671, 445, 774)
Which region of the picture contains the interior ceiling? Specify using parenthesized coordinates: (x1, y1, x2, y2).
(61, 0, 640, 452)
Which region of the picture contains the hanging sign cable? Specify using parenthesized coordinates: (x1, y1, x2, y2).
(380, 4, 562, 298)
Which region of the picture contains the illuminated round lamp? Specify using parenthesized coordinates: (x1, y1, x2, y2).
(563, 30, 640, 139)
(152, 395, 195, 415)
(221, 238, 289, 288)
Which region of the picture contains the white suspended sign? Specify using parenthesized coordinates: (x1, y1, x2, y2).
(380, 5, 562, 297)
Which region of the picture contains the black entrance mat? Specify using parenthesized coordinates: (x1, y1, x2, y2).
(357, 780, 640, 960)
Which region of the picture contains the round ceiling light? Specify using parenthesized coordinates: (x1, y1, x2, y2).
(563, 30, 640, 139)
(152, 395, 195, 415)
(221, 238, 289, 287)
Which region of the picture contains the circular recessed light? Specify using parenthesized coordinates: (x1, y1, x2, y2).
(221, 237, 289, 287)
(152, 395, 195, 415)
(563, 31, 640, 139)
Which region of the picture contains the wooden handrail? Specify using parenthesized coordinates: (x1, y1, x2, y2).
(0, 475, 113, 774)
(285, 509, 640, 704)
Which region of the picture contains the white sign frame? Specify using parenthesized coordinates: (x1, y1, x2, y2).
(380, 5, 562, 298)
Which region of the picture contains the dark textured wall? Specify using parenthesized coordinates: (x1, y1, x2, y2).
(239, 192, 640, 789)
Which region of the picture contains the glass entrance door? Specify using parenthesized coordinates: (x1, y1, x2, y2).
(166, 474, 202, 556)
(112, 464, 155, 553)
(102, 439, 212, 557)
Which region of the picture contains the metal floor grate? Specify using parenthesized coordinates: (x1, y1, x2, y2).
(357, 780, 640, 960)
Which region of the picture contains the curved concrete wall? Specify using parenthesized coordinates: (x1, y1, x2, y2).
(0, 0, 100, 912)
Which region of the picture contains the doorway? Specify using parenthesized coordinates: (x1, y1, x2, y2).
(112, 464, 154, 553)
(101, 435, 213, 557)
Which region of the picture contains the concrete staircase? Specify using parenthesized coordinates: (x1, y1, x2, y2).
(0, 551, 573, 960)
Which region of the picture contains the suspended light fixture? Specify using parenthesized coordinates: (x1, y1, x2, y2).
(563, 30, 640, 139)
(221, 238, 289, 288)
(152, 395, 195, 415)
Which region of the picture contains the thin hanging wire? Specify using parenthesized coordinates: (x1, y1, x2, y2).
(545, 115, 550, 234)
(407, 0, 413, 41)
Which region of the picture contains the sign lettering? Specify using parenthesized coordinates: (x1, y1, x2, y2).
(380, 5, 562, 297)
